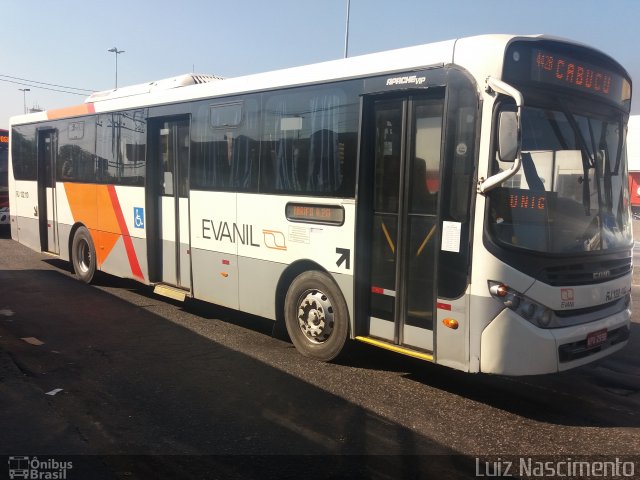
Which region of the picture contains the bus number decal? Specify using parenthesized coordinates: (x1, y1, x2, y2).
(605, 287, 627, 302)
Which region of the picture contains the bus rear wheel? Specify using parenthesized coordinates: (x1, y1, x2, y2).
(71, 227, 96, 284)
(284, 271, 349, 362)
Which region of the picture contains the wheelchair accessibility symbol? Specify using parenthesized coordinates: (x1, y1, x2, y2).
(134, 207, 145, 229)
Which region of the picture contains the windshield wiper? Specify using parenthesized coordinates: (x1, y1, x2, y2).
(611, 117, 624, 176)
(561, 105, 595, 215)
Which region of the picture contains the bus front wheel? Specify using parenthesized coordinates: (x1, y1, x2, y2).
(284, 270, 349, 361)
(71, 227, 96, 284)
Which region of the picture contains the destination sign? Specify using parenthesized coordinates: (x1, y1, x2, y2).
(531, 49, 627, 104)
(285, 203, 344, 226)
(491, 188, 556, 225)
(508, 191, 546, 211)
(503, 42, 631, 108)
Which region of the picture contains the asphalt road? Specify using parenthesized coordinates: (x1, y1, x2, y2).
(0, 225, 639, 479)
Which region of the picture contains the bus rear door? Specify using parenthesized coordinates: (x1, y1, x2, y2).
(37, 129, 59, 254)
(147, 116, 192, 292)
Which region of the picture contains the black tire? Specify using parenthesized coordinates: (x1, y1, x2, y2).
(71, 227, 96, 284)
(284, 270, 349, 361)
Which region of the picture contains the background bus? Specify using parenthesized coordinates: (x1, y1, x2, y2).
(628, 116, 640, 217)
(8, 34, 633, 375)
(0, 128, 8, 224)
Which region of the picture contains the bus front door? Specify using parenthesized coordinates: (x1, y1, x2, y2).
(37, 129, 59, 254)
(149, 116, 192, 291)
(362, 95, 443, 354)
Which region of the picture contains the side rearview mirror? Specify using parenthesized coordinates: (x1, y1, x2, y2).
(498, 111, 518, 162)
(478, 77, 523, 194)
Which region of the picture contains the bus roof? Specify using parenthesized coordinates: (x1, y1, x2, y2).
(10, 33, 621, 126)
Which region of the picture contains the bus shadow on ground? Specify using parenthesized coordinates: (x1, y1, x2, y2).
(42, 255, 284, 340)
(0, 267, 482, 479)
(400, 327, 640, 429)
(40, 255, 640, 430)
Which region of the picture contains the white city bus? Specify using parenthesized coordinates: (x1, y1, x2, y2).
(9, 34, 633, 375)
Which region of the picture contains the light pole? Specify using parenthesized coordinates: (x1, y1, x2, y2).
(18, 88, 30, 114)
(107, 47, 125, 89)
(344, 0, 351, 58)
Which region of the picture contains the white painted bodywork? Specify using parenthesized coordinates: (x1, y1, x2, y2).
(8, 34, 632, 375)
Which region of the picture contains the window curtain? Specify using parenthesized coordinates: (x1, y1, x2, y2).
(274, 99, 300, 191)
(308, 93, 341, 193)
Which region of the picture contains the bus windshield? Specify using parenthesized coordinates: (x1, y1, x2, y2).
(489, 104, 632, 254)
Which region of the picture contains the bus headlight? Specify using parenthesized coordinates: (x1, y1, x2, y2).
(489, 281, 554, 328)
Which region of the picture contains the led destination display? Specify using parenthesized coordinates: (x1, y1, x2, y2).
(532, 49, 627, 104)
(503, 42, 631, 108)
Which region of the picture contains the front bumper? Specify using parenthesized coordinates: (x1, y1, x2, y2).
(480, 307, 631, 375)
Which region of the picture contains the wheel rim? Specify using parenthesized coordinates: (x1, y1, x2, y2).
(76, 239, 91, 274)
(296, 289, 334, 344)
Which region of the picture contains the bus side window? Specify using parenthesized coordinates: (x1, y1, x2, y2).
(58, 119, 96, 183)
(96, 111, 146, 186)
(261, 85, 356, 197)
(192, 97, 259, 192)
(11, 125, 38, 181)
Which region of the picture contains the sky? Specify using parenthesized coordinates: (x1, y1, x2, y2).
(1, 0, 639, 129)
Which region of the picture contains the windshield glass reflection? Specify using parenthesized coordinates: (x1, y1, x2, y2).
(489, 106, 632, 253)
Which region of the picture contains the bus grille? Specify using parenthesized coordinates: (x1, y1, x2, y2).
(542, 257, 632, 286)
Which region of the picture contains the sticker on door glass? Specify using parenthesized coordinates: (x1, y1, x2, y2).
(441, 221, 461, 253)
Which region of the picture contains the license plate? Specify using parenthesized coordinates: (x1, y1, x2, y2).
(586, 328, 607, 348)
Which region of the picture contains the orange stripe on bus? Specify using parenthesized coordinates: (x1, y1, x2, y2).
(64, 183, 120, 267)
(95, 185, 121, 266)
(96, 185, 121, 232)
(64, 183, 143, 279)
(47, 103, 95, 120)
(95, 231, 121, 267)
(64, 183, 98, 230)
